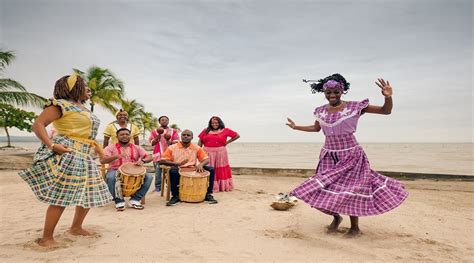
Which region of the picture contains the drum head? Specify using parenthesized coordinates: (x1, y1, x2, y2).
(119, 163, 146, 175)
(179, 167, 210, 177)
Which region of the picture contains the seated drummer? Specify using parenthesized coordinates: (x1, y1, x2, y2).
(101, 128, 153, 211)
(159, 129, 218, 206)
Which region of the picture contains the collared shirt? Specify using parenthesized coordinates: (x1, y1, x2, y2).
(104, 143, 148, 170)
(161, 142, 208, 167)
(148, 127, 179, 162)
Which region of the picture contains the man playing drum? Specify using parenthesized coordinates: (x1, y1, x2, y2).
(160, 129, 218, 206)
(101, 128, 153, 211)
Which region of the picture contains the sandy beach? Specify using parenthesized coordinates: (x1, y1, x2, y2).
(1, 169, 473, 262)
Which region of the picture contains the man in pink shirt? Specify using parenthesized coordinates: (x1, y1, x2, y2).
(148, 116, 179, 192)
(101, 128, 153, 211)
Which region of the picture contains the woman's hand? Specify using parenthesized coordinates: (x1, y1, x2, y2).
(286, 118, 296, 129)
(375, 78, 392, 98)
(52, 144, 73, 155)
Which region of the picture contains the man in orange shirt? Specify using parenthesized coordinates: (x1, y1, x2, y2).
(160, 129, 218, 206)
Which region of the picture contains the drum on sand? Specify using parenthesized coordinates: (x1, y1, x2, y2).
(179, 167, 210, 203)
(118, 163, 146, 197)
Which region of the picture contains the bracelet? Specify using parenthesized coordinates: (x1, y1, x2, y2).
(48, 143, 55, 150)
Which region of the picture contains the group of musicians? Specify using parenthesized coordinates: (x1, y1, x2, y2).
(100, 110, 218, 211)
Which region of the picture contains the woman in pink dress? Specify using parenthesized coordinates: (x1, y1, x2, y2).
(198, 116, 240, 192)
(286, 73, 408, 236)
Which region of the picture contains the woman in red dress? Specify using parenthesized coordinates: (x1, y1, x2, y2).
(198, 116, 240, 192)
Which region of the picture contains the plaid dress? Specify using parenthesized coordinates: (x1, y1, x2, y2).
(292, 99, 408, 216)
(19, 99, 113, 208)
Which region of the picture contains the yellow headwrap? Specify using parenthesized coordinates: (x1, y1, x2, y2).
(67, 74, 78, 91)
(115, 109, 128, 117)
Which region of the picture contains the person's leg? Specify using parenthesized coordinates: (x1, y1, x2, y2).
(204, 166, 215, 194)
(203, 166, 218, 204)
(347, 216, 361, 236)
(105, 169, 117, 201)
(169, 167, 180, 198)
(154, 162, 162, 191)
(327, 214, 343, 233)
(131, 174, 152, 202)
(106, 169, 125, 209)
(166, 167, 181, 206)
(39, 205, 66, 247)
(70, 206, 94, 236)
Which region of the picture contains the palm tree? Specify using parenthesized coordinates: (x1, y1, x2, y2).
(169, 124, 181, 133)
(73, 66, 124, 112)
(0, 50, 46, 107)
(139, 111, 158, 143)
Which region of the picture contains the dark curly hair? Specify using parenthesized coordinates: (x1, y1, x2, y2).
(205, 116, 225, 134)
(53, 75, 87, 101)
(308, 73, 350, 94)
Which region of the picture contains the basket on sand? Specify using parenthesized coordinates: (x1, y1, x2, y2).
(270, 201, 295, 211)
(270, 192, 298, 211)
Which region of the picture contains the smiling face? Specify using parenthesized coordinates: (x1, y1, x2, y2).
(324, 88, 342, 106)
(211, 118, 220, 130)
(116, 111, 129, 122)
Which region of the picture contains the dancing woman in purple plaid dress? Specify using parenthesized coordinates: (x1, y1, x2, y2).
(286, 73, 408, 236)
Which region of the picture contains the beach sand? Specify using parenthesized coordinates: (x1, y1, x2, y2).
(0, 170, 473, 262)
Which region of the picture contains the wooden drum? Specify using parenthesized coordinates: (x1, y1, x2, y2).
(179, 167, 210, 203)
(118, 163, 146, 197)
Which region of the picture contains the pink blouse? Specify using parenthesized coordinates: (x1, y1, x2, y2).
(198, 128, 238, 148)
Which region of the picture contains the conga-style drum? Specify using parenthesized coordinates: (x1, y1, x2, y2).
(118, 163, 146, 197)
(179, 167, 210, 203)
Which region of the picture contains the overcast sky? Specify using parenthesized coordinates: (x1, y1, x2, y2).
(1, 0, 472, 143)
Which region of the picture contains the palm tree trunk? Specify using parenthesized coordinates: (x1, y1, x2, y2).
(4, 125, 11, 147)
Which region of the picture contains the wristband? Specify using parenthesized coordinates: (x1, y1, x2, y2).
(48, 143, 55, 150)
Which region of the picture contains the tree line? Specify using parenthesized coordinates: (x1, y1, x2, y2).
(0, 49, 162, 147)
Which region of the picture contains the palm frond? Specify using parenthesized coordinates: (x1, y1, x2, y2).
(0, 78, 28, 91)
(0, 50, 15, 71)
(0, 91, 47, 107)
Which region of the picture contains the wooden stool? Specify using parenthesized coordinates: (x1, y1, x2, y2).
(159, 165, 171, 201)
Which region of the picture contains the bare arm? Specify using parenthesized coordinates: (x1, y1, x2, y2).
(286, 118, 321, 132)
(196, 158, 209, 172)
(362, 78, 393, 115)
(100, 154, 122, 164)
(159, 158, 188, 167)
(103, 136, 110, 148)
(226, 134, 240, 145)
(33, 106, 72, 154)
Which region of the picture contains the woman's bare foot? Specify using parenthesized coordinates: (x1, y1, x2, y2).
(345, 228, 361, 237)
(37, 238, 60, 247)
(69, 227, 96, 236)
(327, 215, 343, 233)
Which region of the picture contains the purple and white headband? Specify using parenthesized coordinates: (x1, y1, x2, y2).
(322, 80, 344, 92)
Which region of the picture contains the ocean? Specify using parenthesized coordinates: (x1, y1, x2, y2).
(5, 141, 473, 176)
